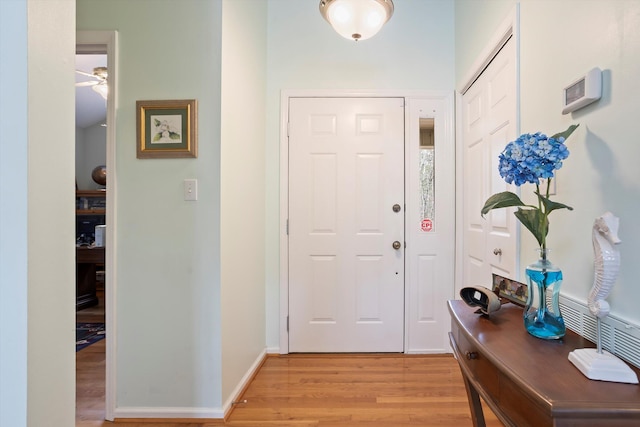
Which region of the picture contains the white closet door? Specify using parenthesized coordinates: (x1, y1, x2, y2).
(462, 36, 517, 287)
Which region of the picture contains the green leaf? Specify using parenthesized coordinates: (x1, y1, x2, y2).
(551, 124, 579, 141)
(169, 132, 181, 140)
(152, 133, 161, 142)
(535, 192, 574, 214)
(154, 118, 161, 127)
(481, 191, 527, 217)
(514, 208, 548, 247)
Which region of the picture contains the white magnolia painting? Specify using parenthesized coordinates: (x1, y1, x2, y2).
(151, 115, 182, 144)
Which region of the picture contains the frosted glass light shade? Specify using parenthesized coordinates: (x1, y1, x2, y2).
(92, 83, 108, 100)
(319, 0, 394, 41)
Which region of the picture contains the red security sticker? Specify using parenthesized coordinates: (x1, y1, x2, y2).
(421, 218, 433, 232)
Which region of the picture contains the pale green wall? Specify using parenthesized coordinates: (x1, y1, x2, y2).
(264, 0, 456, 349)
(220, 0, 267, 405)
(455, 0, 640, 325)
(0, 0, 29, 425)
(0, 0, 28, 427)
(78, 0, 225, 411)
(454, 0, 514, 86)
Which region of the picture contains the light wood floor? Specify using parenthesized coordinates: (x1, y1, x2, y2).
(77, 344, 503, 427)
(77, 289, 107, 427)
(76, 290, 502, 426)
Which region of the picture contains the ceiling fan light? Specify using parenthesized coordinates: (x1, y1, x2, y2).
(92, 84, 108, 100)
(320, 0, 394, 41)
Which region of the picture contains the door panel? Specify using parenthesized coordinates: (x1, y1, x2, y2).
(463, 36, 517, 285)
(288, 97, 405, 353)
(404, 97, 456, 353)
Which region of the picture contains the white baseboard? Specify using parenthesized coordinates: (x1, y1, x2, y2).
(405, 348, 452, 355)
(113, 348, 268, 421)
(221, 348, 267, 416)
(113, 406, 224, 419)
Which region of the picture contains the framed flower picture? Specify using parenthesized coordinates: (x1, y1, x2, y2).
(136, 99, 197, 158)
(492, 274, 528, 307)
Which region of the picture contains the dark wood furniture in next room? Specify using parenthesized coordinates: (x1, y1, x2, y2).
(76, 190, 105, 311)
(76, 246, 104, 310)
(448, 299, 640, 427)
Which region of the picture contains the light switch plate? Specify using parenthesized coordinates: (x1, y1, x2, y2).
(184, 179, 198, 201)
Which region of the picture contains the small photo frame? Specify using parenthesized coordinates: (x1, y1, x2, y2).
(136, 99, 197, 159)
(492, 274, 528, 307)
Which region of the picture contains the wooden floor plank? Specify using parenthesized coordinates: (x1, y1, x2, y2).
(77, 348, 504, 426)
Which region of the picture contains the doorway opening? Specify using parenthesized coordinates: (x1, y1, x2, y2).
(75, 30, 117, 423)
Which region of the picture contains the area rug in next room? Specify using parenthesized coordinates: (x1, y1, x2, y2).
(76, 322, 105, 351)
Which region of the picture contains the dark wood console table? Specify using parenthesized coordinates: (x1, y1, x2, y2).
(448, 299, 640, 427)
(76, 246, 104, 311)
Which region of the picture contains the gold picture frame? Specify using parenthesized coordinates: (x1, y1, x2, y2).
(136, 99, 197, 159)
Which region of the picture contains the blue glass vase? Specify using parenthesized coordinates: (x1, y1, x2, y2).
(524, 248, 566, 339)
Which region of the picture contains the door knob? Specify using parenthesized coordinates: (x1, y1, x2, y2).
(392, 241, 402, 250)
(392, 204, 401, 213)
(493, 248, 502, 256)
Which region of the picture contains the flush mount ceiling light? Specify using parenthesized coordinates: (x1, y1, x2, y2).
(319, 0, 394, 42)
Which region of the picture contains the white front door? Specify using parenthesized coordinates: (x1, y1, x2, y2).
(462, 36, 517, 285)
(288, 97, 405, 352)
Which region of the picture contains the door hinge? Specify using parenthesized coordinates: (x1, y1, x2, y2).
(286, 219, 289, 235)
(286, 316, 289, 332)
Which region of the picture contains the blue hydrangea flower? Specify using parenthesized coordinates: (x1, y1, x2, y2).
(498, 132, 570, 186)
(482, 125, 578, 250)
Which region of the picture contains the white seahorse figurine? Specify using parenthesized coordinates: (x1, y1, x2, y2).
(568, 212, 638, 384)
(587, 212, 621, 319)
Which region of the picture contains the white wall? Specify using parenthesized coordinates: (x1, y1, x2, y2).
(75, 127, 86, 188)
(455, 0, 640, 326)
(0, 0, 77, 426)
(27, 2, 77, 422)
(78, 0, 225, 414)
(264, 0, 456, 349)
(76, 122, 107, 190)
(220, 0, 267, 406)
(2, 2, 76, 425)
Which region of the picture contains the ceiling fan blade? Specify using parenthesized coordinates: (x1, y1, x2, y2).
(75, 69, 98, 79)
(76, 81, 98, 87)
